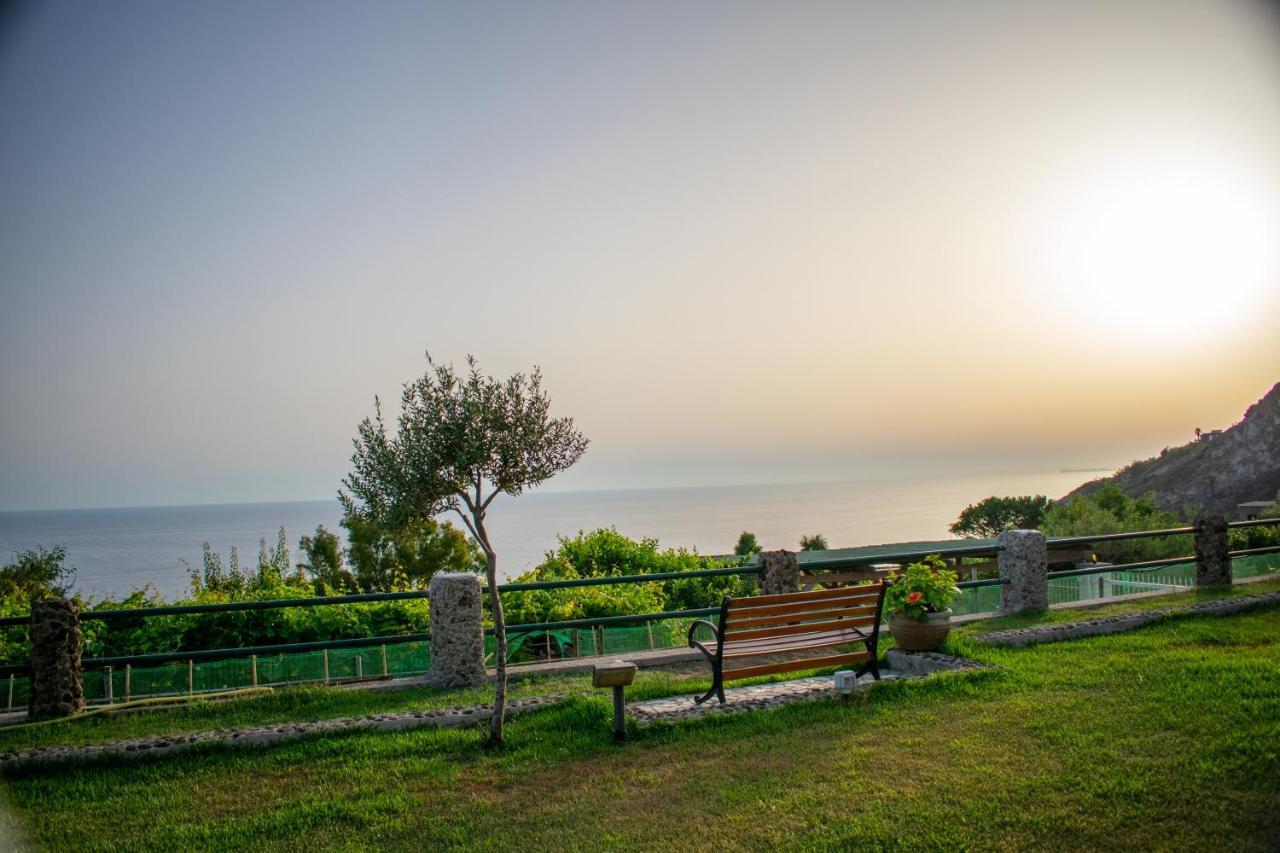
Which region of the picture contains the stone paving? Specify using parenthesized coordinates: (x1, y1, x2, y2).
(628, 650, 993, 725)
(976, 590, 1280, 647)
(0, 694, 563, 772)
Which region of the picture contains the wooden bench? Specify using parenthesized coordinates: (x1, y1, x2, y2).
(686, 581, 888, 705)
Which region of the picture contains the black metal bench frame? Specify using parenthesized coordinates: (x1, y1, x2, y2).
(686, 582, 888, 705)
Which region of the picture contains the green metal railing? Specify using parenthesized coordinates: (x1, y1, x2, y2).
(1, 517, 1276, 699)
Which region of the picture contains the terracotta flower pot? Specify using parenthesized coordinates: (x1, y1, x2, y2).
(888, 609, 953, 652)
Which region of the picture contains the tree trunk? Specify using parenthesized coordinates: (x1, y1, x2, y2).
(486, 549, 507, 745)
(474, 516, 506, 747)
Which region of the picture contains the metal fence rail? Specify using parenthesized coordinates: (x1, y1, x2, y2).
(1, 516, 1275, 684)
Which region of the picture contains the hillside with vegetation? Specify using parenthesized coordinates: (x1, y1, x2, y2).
(1065, 380, 1280, 516)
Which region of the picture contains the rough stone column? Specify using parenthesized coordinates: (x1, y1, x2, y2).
(28, 597, 85, 721)
(425, 572, 487, 687)
(1194, 513, 1231, 587)
(996, 530, 1048, 614)
(757, 550, 799, 595)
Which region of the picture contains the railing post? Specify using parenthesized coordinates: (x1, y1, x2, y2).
(997, 530, 1048, 614)
(424, 572, 486, 687)
(1194, 513, 1231, 586)
(125, 664, 131, 702)
(28, 597, 84, 721)
(251, 654, 258, 687)
(380, 644, 388, 677)
(758, 550, 799, 595)
(104, 665, 113, 703)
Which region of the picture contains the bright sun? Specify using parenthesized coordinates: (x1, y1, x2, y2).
(1031, 150, 1280, 339)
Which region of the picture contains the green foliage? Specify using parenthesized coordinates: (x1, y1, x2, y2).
(1041, 484, 1190, 563)
(0, 529, 435, 667)
(296, 525, 355, 593)
(798, 533, 828, 551)
(0, 546, 74, 600)
(341, 354, 588, 533)
(0, 547, 78, 667)
(949, 495, 1053, 538)
(733, 531, 761, 556)
(187, 527, 293, 598)
(502, 529, 753, 626)
(340, 512, 478, 593)
(884, 555, 960, 620)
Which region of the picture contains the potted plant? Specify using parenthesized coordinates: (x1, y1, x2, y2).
(884, 555, 961, 652)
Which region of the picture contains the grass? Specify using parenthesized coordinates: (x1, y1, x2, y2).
(2, 579, 1279, 851)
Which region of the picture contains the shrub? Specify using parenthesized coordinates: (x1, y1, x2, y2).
(501, 529, 753, 625)
(799, 534, 829, 551)
(1041, 484, 1189, 563)
(734, 531, 761, 556)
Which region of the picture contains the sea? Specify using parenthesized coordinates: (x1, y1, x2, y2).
(0, 470, 1099, 602)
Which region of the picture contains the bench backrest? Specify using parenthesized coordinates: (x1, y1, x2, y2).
(721, 581, 886, 642)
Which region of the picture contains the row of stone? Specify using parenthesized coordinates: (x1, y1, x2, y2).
(0, 694, 563, 772)
(975, 591, 1280, 647)
(627, 650, 994, 725)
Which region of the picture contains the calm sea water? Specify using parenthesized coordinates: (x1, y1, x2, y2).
(0, 471, 1096, 601)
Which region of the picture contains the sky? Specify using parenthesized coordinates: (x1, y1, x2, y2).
(2, 0, 1279, 512)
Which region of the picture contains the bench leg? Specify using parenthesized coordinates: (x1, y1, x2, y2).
(694, 673, 726, 705)
(855, 656, 881, 681)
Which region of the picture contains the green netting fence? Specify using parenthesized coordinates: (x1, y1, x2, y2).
(0, 617, 704, 711)
(950, 552, 1280, 617)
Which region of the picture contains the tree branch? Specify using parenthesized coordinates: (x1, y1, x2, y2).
(451, 507, 481, 543)
(481, 488, 503, 512)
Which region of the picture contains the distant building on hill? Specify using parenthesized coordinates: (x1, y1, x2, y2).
(1236, 501, 1275, 521)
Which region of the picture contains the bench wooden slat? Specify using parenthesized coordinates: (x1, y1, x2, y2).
(725, 590, 882, 620)
(725, 616, 879, 643)
(721, 624, 869, 650)
(718, 630, 868, 658)
(723, 650, 870, 681)
(730, 582, 883, 608)
(725, 603, 879, 631)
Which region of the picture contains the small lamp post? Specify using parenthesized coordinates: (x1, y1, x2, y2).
(591, 660, 637, 742)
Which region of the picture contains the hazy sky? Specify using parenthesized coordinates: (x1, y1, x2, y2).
(2, 0, 1279, 511)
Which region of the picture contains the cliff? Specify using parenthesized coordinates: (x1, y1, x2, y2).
(1064, 381, 1280, 517)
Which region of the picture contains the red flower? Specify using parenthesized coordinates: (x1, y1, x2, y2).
(907, 591, 923, 604)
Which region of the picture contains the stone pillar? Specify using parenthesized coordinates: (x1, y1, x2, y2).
(28, 597, 84, 721)
(425, 572, 487, 687)
(757, 550, 799, 595)
(1194, 513, 1231, 587)
(997, 530, 1048, 614)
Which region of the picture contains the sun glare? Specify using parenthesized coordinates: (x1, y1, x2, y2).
(1030, 151, 1280, 339)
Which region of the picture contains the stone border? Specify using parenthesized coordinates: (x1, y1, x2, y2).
(975, 591, 1280, 647)
(0, 695, 563, 773)
(628, 651, 994, 725)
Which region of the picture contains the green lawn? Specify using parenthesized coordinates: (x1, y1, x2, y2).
(3, 580, 1279, 851)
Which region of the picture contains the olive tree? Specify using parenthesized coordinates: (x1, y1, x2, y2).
(341, 354, 588, 745)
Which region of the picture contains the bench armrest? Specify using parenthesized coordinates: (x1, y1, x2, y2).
(687, 619, 720, 647)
